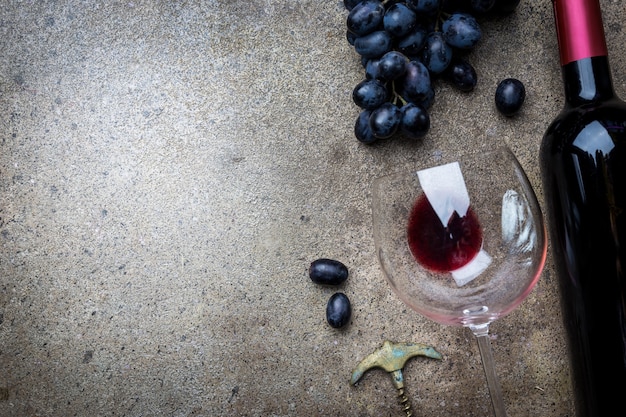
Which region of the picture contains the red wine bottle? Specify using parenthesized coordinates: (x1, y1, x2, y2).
(540, 0, 626, 415)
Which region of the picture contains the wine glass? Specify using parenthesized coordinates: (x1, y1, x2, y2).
(371, 146, 547, 417)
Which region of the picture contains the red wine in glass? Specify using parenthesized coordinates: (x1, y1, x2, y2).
(407, 193, 483, 273)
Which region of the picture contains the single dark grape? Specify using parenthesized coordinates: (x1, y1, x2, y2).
(355, 110, 378, 144)
(354, 30, 393, 59)
(444, 58, 477, 92)
(470, 0, 496, 13)
(370, 102, 402, 139)
(402, 85, 435, 109)
(398, 60, 431, 102)
(347, 0, 385, 36)
(383, 3, 417, 38)
(353, 79, 389, 110)
(309, 258, 349, 285)
(400, 103, 430, 139)
(442, 13, 482, 50)
(378, 51, 408, 80)
(365, 59, 382, 79)
(405, 0, 440, 14)
(422, 31, 452, 74)
(326, 293, 351, 328)
(396, 25, 428, 58)
(494, 0, 521, 13)
(495, 78, 526, 116)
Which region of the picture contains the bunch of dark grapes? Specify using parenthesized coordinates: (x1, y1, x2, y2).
(344, 0, 521, 144)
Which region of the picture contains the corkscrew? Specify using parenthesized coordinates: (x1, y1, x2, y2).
(350, 340, 442, 416)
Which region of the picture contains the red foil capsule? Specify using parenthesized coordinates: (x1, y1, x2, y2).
(553, 0, 608, 65)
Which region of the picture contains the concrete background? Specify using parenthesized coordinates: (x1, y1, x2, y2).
(3, 0, 624, 415)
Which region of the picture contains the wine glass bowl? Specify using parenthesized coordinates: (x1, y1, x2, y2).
(371, 146, 547, 416)
(373, 147, 546, 327)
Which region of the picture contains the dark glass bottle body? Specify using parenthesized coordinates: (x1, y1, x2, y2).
(540, 55, 626, 415)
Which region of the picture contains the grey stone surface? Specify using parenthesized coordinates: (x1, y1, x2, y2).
(2, 0, 624, 415)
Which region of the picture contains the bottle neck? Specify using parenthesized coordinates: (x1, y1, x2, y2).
(562, 57, 615, 106)
(553, 0, 615, 105)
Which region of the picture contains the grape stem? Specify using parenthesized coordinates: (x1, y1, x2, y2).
(391, 80, 407, 107)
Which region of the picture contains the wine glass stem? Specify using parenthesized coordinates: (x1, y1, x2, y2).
(472, 326, 508, 417)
